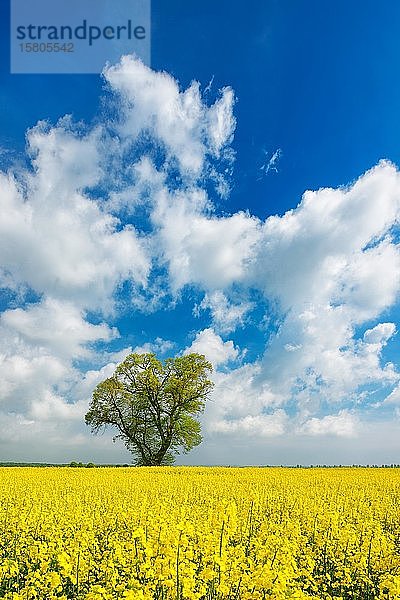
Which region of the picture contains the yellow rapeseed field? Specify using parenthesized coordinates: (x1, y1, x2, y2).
(0, 467, 400, 600)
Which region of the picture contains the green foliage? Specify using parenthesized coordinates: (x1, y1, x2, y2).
(85, 352, 214, 466)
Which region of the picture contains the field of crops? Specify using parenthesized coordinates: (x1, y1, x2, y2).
(0, 467, 400, 599)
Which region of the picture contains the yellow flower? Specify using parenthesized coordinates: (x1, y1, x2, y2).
(0, 465, 398, 599)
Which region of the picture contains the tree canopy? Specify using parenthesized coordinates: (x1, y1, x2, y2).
(85, 352, 214, 466)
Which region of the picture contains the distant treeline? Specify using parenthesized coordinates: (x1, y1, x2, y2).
(0, 462, 131, 468)
(0, 462, 400, 468)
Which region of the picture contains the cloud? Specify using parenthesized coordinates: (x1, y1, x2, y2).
(1, 56, 400, 462)
(260, 148, 282, 176)
(201, 355, 296, 436)
(211, 410, 287, 437)
(297, 410, 359, 438)
(185, 328, 239, 367)
(382, 384, 400, 405)
(0, 124, 150, 312)
(72, 363, 118, 402)
(30, 392, 88, 422)
(0, 300, 114, 424)
(196, 291, 253, 333)
(0, 56, 237, 459)
(153, 189, 261, 292)
(249, 161, 400, 314)
(1, 297, 117, 360)
(104, 56, 235, 180)
(132, 337, 174, 356)
(152, 158, 400, 418)
(363, 323, 396, 345)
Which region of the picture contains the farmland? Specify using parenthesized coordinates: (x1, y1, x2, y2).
(0, 467, 399, 599)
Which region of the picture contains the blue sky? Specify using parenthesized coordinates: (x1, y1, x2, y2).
(1, 0, 400, 464)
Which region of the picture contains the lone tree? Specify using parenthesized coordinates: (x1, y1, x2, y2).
(85, 352, 213, 466)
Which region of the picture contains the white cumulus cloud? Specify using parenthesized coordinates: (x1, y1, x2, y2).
(0, 56, 400, 462)
(185, 328, 239, 367)
(298, 410, 359, 438)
